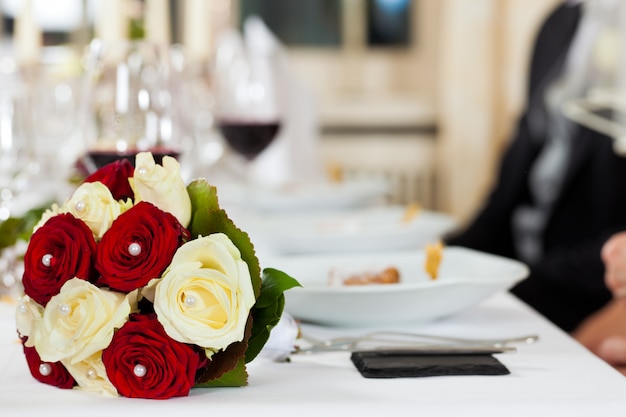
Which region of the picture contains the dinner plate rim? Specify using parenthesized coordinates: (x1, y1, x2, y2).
(288, 274, 529, 295)
(275, 247, 530, 326)
(218, 178, 390, 211)
(268, 246, 529, 280)
(253, 207, 459, 254)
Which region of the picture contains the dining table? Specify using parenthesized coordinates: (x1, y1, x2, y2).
(2, 290, 626, 417)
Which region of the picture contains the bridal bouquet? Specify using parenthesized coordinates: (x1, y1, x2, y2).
(14, 152, 299, 399)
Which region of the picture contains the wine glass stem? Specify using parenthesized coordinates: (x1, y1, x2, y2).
(242, 160, 258, 223)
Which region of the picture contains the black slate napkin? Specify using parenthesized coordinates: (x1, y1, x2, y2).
(351, 350, 510, 378)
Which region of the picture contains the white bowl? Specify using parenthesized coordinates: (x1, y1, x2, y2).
(218, 178, 390, 212)
(267, 247, 529, 327)
(251, 206, 458, 254)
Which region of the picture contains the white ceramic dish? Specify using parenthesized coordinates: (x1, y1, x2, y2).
(268, 247, 529, 326)
(217, 178, 390, 212)
(251, 206, 458, 254)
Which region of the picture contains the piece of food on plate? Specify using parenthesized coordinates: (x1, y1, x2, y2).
(326, 160, 344, 183)
(328, 266, 400, 286)
(424, 240, 444, 280)
(401, 202, 422, 223)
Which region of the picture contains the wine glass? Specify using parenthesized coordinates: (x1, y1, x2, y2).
(168, 44, 225, 182)
(29, 47, 82, 197)
(78, 39, 181, 173)
(213, 31, 282, 188)
(0, 54, 37, 220)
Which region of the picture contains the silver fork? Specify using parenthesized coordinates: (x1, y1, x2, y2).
(296, 331, 539, 353)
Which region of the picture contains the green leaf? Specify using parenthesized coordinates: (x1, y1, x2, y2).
(186, 179, 220, 232)
(194, 357, 248, 388)
(18, 206, 49, 239)
(246, 268, 301, 363)
(247, 295, 285, 363)
(0, 218, 22, 250)
(255, 268, 301, 309)
(186, 181, 301, 364)
(0, 205, 48, 251)
(187, 179, 261, 296)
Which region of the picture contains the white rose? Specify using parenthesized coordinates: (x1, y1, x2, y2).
(150, 233, 256, 352)
(30, 278, 134, 364)
(129, 152, 191, 227)
(62, 352, 118, 397)
(63, 182, 132, 238)
(33, 204, 62, 231)
(15, 295, 43, 343)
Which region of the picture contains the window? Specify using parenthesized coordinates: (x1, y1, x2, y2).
(238, 0, 413, 48)
(367, 0, 411, 47)
(238, 0, 342, 46)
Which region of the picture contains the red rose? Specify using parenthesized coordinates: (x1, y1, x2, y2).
(96, 202, 189, 292)
(22, 214, 97, 306)
(23, 341, 76, 389)
(102, 314, 201, 399)
(84, 159, 135, 201)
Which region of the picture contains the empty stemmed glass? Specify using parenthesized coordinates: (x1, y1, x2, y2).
(0, 54, 36, 220)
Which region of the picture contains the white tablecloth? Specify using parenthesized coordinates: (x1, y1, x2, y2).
(2, 293, 626, 416)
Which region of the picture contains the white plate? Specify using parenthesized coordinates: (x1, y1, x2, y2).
(251, 206, 458, 254)
(267, 247, 529, 326)
(217, 178, 390, 212)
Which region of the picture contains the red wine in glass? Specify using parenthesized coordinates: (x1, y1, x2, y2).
(218, 120, 281, 161)
(85, 146, 180, 171)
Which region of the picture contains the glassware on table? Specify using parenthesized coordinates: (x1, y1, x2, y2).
(29, 47, 82, 195)
(168, 45, 224, 182)
(213, 32, 282, 183)
(0, 54, 36, 220)
(78, 39, 181, 173)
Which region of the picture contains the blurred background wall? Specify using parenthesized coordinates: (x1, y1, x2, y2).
(0, 0, 562, 225)
(436, 0, 559, 222)
(263, 0, 561, 223)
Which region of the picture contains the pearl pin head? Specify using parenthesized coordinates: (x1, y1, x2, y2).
(74, 200, 86, 212)
(58, 303, 71, 316)
(133, 364, 147, 378)
(39, 363, 52, 376)
(128, 242, 142, 256)
(18, 302, 28, 314)
(184, 295, 197, 308)
(41, 254, 53, 267)
(86, 367, 97, 380)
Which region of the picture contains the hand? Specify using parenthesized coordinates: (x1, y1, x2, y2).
(602, 231, 626, 298)
(597, 336, 626, 376)
(573, 299, 626, 376)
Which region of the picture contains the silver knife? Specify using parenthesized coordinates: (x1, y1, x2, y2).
(296, 344, 516, 355)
